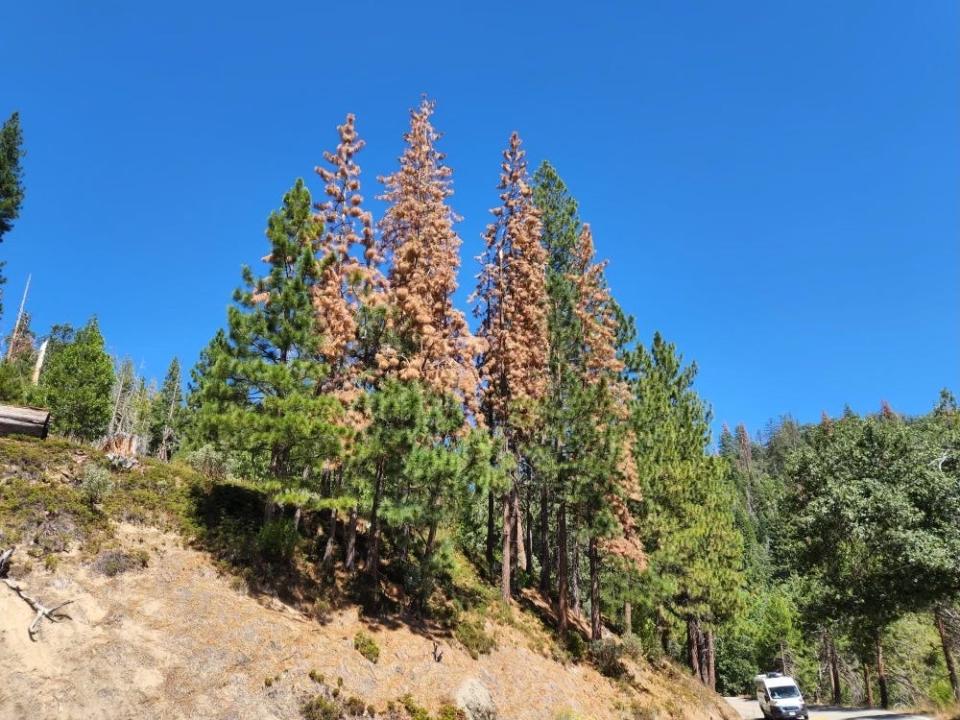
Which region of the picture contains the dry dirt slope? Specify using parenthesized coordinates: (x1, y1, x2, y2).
(0, 521, 739, 720)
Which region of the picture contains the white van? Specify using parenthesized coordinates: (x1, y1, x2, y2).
(754, 673, 809, 720)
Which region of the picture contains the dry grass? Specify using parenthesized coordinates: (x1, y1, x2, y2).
(0, 436, 743, 720)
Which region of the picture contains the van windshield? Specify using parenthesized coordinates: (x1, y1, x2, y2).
(770, 685, 800, 700)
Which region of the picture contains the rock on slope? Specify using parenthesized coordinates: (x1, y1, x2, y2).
(0, 522, 738, 720)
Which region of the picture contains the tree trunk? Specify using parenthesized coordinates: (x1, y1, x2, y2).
(524, 502, 533, 577)
(687, 616, 702, 681)
(657, 607, 670, 654)
(424, 519, 438, 562)
(0, 404, 51, 440)
(538, 480, 550, 593)
(705, 630, 716, 690)
(828, 633, 841, 705)
(322, 509, 338, 567)
(365, 461, 384, 581)
(420, 512, 440, 608)
(624, 600, 632, 636)
(589, 536, 601, 641)
(556, 501, 569, 634)
(486, 489, 495, 573)
(344, 506, 358, 571)
(875, 632, 889, 709)
(571, 527, 582, 617)
(501, 491, 512, 601)
(512, 489, 527, 573)
(698, 626, 710, 685)
(936, 608, 960, 702)
(863, 663, 874, 708)
(292, 506, 302, 533)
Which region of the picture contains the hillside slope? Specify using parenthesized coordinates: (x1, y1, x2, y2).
(0, 438, 740, 720)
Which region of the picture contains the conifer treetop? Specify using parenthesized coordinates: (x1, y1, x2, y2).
(474, 132, 549, 435)
(311, 114, 387, 434)
(376, 98, 483, 415)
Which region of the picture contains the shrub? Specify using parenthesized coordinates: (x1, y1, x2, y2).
(564, 631, 586, 662)
(400, 694, 431, 720)
(621, 633, 644, 661)
(184, 444, 229, 479)
(43, 554, 59, 572)
(354, 631, 380, 663)
(92, 549, 148, 577)
(588, 639, 626, 678)
(454, 617, 496, 659)
(80, 464, 113, 507)
(343, 696, 366, 716)
(302, 695, 340, 720)
(312, 597, 332, 621)
(437, 702, 468, 720)
(309, 669, 325, 684)
(256, 519, 299, 561)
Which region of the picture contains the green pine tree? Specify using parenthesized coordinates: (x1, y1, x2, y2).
(189, 179, 341, 495)
(0, 112, 25, 317)
(39, 318, 115, 440)
(0, 111, 24, 241)
(529, 161, 583, 597)
(629, 332, 743, 682)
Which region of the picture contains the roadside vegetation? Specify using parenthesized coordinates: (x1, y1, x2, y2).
(0, 102, 957, 717)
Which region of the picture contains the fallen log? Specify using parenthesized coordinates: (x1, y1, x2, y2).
(0, 404, 50, 439)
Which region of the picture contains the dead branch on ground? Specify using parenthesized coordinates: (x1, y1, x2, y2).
(0, 547, 74, 641)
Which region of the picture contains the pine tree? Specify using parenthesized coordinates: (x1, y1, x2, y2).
(350, 378, 481, 603)
(377, 98, 482, 411)
(629, 333, 743, 681)
(568, 223, 643, 638)
(0, 112, 24, 242)
(0, 111, 25, 317)
(149, 358, 184, 460)
(473, 132, 549, 600)
(530, 161, 582, 599)
(312, 113, 385, 401)
(352, 98, 489, 591)
(40, 318, 115, 440)
(190, 179, 341, 493)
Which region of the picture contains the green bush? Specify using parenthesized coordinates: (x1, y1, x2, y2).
(621, 633, 644, 661)
(437, 703, 468, 720)
(400, 694, 431, 720)
(93, 549, 148, 577)
(588, 639, 626, 678)
(256, 519, 299, 561)
(564, 631, 586, 662)
(454, 617, 496, 659)
(184, 444, 229, 479)
(301, 695, 340, 720)
(80, 464, 113, 507)
(343, 696, 366, 716)
(353, 630, 380, 663)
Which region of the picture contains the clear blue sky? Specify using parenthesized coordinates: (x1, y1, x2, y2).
(2, 1, 957, 438)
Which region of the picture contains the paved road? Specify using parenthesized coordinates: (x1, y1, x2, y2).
(723, 696, 932, 720)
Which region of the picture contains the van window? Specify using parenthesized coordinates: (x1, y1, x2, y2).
(769, 685, 800, 700)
